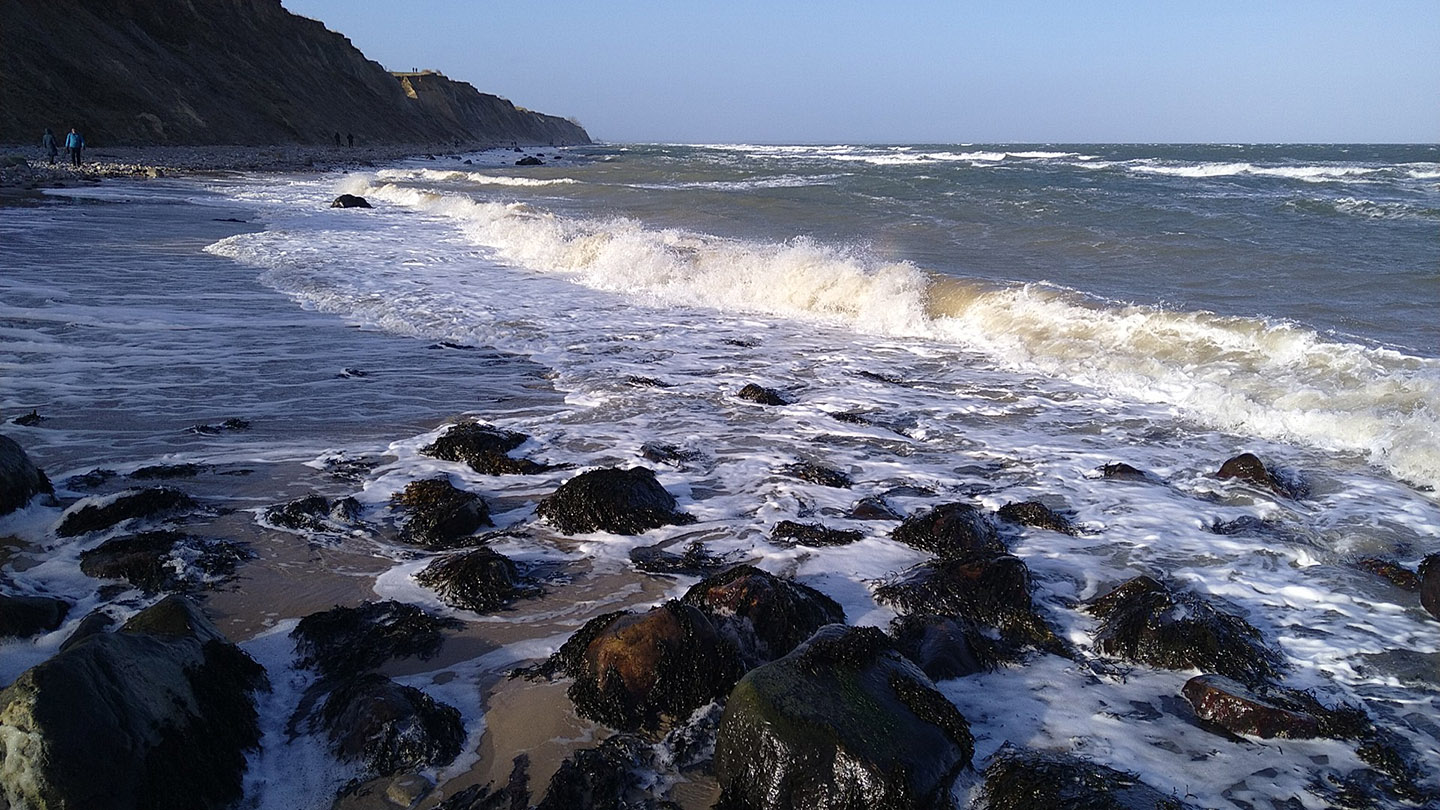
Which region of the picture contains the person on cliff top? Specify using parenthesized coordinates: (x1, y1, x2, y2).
(41, 128, 58, 165)
(334, 131, 341, 147)
(65, 128, 84, 166)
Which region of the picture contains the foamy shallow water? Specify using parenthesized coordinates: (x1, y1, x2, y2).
(3, 145, 1439, 809)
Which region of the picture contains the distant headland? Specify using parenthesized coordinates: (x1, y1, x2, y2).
(0, 0, 590, 147)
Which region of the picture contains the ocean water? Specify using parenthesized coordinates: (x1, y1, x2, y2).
(2, 143, 1438, 809)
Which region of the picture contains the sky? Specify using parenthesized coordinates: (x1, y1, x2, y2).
(281, 0, 1440, 144)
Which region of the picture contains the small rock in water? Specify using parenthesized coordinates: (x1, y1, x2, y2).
(12, 409, 45, 426)
(129, 462, 203, 479)
(1098, 461, 1151, 481)
(416, 546, 540, 613)
(338, 367, 368, 378)
(779, 460, 852, 488)
(629, 539, 734, 576)
(888, 613, 998, 681)
(681, 564, 845, 666)
(527, 601, 743, 733)
(849, 494, 903, 520)
(1182, 674, 1332, 739)
(1355, 557, 1421, 591)
(736, 383, 788, 405)
(533, 736, 655, 810)
(291, 601, 462, 680)
(56, 486, 198, 537)
(0, 594, 71, 639)
(63, 468, 116, 490)
(515, 156, 543, 166)
(875, 552, 1064, 655)
(306, 672, 464, 777)
(264, 493, 363, 532)
(421, 422, 553, 475)
(536, 466, 694, 535)
(975, 745, 1200, 810)
(770, 519, 863, 547)
(331, 193, 373, 208)
(390, 477, 492, 549)
(78, 530, 251, 593)
(1088, 575, 1282, 686)
(624, 375, 671, 388)
(996, 500, 1077, 535)
(638, 441, 703, 469)
(892, 502, 1005, 557)
(714, 625, 972, 810)
(1216, 452, 1307, 498)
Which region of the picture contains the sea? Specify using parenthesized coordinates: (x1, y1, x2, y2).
(1, 142, 1438, 809)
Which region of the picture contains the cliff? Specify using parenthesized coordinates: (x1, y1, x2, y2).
(0, 0, 590, 147)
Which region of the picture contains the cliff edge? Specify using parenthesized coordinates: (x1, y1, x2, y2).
(0, 0, 590, 147)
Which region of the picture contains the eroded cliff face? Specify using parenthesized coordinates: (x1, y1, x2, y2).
(0, 0, 590, 146)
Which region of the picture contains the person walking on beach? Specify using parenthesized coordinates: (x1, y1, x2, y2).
(346, 132, 354, 147)
(334, 131, 342, 147)
(41, 128, 58, 165)
(65, 127, 84, 166)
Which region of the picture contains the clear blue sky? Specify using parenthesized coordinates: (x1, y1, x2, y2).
(282, 0, 1439, 144)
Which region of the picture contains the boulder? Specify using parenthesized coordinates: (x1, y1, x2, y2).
(975, 745, 1199, 810)
(0, 434, 53, 515)
(1216, 452, 1305, 497)
(888, 614, 997, 681)
(996, 501, 1077, 535)
(421, 422, 554, 475)
(416, 546, 539, 613)
(873, 552, 1063, 654)
(79, 530, 251, 593)
(1087, 576, 1281, 686)
(736, 383, 788, 405)
(779, 461, 851, 488)
(515, 156, 543, 166)
(1420, 554, 1440, 621)
(56, 487, 197, 537)
(391, 477, 492, 549)
(331, 193, 373, 208)
(308, 672, 464, 777)
(263, 494, 363, 531)
(291, 601, 462, 681)
(891, 502, 1004, 557)
(0, 593, 70, 639)
(681, 564, 845, 666)
(534, 601, 743, 733)
(535, 466, 694, 535)
(534, 735, 655, 810)
(770, 520, 862, 548)
(713, 625, 972, 810)
(0, 596, 267, 810)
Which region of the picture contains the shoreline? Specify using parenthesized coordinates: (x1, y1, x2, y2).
(0, 141, 554, 195)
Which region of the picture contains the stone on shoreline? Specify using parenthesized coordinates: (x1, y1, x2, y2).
(736, 383, 788, 405)
(1420, 554, 1440, 621)
(975, 746, 1199, 810)
(391, 477, 492, 549)
(536, 466, 694, 535)
(416, 546, 540, 613)
(1216, 452, 1306, 498)
(1088, 575, 1281, 686)
(779, 460, 852, 489)
(892, 502, 1005, 557)
(291, 601, 462, 681)
(996, 500, 1078, 535)
(0, 593, 70, 639)
(306, 672, 465, 778)
(56, 486, 198, 537)
(0, 596, 268, 810)
(769, 519, 863, 547)
(680, 564, 845, 667)
(78, 530, 251, 593)
(0, 434, 54, 516)
(713, 625, 972, 810)
(888, 613, 998, 680)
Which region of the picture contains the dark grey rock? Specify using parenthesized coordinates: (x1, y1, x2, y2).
(416, 546, 540, 613)
(0, 596, 267, 810)
(291, 601, 462, 681)
(736, 384, 787, 406)
(310, 672, 464, 777)
(681, 564, 845, 666)
(332, 193, 373, 208)
(0, 593, 70, 639)
(56, 487, 197, 537)
(0, 434, 53, 516)
(892, 502, 1005, 557)
(976, 745, 1199, 810)
(391, 477, 492, 549)
(536, 466, 694, 536)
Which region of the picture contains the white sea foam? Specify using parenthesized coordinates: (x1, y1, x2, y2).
(1128, 160, 1390, 182)
(375, 168, 580, 187)
(232, 175, 1440, 492)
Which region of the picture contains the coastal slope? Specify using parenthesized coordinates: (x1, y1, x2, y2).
(0, 0, 589, 147)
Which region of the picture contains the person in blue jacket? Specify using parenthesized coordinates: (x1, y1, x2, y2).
(65, 128, 84, 166)
(41, 128, 58, 165)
